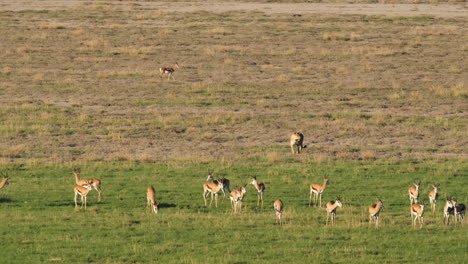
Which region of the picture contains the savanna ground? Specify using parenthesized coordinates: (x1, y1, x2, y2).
(0, 1, 467, 263)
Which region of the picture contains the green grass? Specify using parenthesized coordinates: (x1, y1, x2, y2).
(1, 159, 467, 263)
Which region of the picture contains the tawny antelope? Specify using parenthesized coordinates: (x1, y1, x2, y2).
(230, 185, 247, 213)
(74, 184, 93, 209)
(411, 203, 424, 228)
(443, 198, 455, 225)
(159, 63, 179, 80)
(326, 198, 343, 225)
(274, 199, 284, 225)
(73, 171, 102, 202)
(203, 179, 224, 208)
(428, 184, 439, 213)
(309, 177, 329, 207)
(290, 132, 307, 154)
(250, 176, 266, 206)
(0, 175, 9, 190)
(408, 182, 420, 205)
(147, 186, 160, 214)
(368, 199, 384, 227)
(206, 172, 230, 200)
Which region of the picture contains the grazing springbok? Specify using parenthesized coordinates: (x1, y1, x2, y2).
(250, 176, 266, 206)
(147, 186, 160, 214)
(159, 63, 179, 80)
(274, 200, 284, 225)
(451, 199, 466, 224)
(408, 182, 420, 205)
(309, 177, 330, 207)
(0, 175, 9, 190)
(368, 199, 384, 227)
(74, 184, 93, 209)
(443, 198, 456, 225)
(203, 179, 224, 208)
(290, 132, 307, 154)
(206, 172, 230, 200)
(326, 198, 343, 225)
(73, 171, 102, 202)
(230, 185, 247, 213)
(411, 203, 425, 228)
(428, 184, 439, 213)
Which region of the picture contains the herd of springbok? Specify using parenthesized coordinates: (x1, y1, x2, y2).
(0, 133, 465, 227)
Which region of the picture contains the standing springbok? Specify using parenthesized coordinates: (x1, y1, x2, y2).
(290, 132, 307, 154)
(428, 184, 439, 213)
(408, 182, 420, 205)
(147, 186, 160, 214)
(368, 199, 384, 227)
(0, 175, 9, 190)
(230, 185, 247, 213)
(250, 176, 266, 206)
(203, 179, 224, 208)
(326, 198, 343, 225)
(74, 184, 93, 209)
(159, 63, 179, 80)
(411, 203, 425, 228)
(443, 198, 455, 225)
(206, 172, 230, 200)
(274, 200, 284, 225)
(309, 177, 330, 207)
(73, 171, 102, 202)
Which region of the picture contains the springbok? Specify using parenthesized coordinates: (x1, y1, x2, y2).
(411, 203, 424, 228)
(309, 177, 330, 207)
(147, 186, 160, 214)
(451, 199, 466, 224)
(274, 200, 284, 225)
(326, 198, 343, 225)
(368, 199, 384, 227)
(408, 182, 420, 205)
(428, 184, 439, 213)
(290, 132, 307, 154)
(73, 171, 102, 202)
(443, 198, 455, 225)
(159, 63, 179, 80)
(206, 172, 230, 200)
(250, 176, 266, 206)
(203, 179, 224, 208)
(74, 184, 93, 209)
(0, 175, 9, 190)
(230, 185, 247, 213)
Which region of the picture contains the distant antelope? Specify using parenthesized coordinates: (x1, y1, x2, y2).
(206, 172, 230, 200)
(203, 179, 224, 208)
(274, 200, 284, 225)
(0, 175, 9, 190)
(73, 171, 102, 202)
(147, 186, 160, 214)
(230, 185, 247, 213)
(443, 198, 455, 225)
(368, 199, 384, 227)
(74, 184, 93, 209)
(411, 203, 425, 228)
(159, 63, 179, 80)
(250, 176, 266, 206)
(408, 182, 420, 205)
(451, 199, 466, 224)
(428, 184, 439, 213)
(309, 177, 330, 207)
(326, 198, 343, 225)
(290, 132, 307, 154)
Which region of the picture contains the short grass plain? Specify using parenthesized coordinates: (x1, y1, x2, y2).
(0, 1, 467, 263)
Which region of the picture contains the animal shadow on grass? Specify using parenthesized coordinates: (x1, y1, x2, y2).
(0, 197, 14, 203)
(159, 203, 176, 209)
